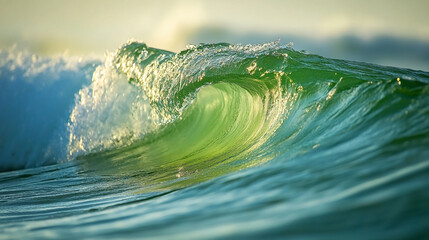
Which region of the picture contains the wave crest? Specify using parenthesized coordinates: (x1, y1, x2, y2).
(68, 41, 296, 160)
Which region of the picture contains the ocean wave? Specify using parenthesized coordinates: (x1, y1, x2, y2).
(1, 41, 429, 183)
(1, 41, 429, 238)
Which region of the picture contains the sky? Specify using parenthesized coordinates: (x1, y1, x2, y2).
(1, 0, 428, 69)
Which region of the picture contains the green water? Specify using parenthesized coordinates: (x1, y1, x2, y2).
(1, 41, 429, 239)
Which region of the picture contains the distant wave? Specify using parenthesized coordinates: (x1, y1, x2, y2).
(0, 47, 99, 170)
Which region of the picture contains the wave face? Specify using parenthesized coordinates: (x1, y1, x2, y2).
(1, 41, 429, 239)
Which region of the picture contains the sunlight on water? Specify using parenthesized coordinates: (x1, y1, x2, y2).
(1, 41, 429, 239)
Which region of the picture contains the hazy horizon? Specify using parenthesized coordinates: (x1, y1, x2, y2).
(1, 0, 429, 70)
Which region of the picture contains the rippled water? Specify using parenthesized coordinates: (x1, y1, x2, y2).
(1, 42, 429, 239)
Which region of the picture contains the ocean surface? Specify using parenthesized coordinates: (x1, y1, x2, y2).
(1, 41, 429, 239)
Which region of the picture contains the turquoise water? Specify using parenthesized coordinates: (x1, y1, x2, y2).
(1, 41, 429, 239)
